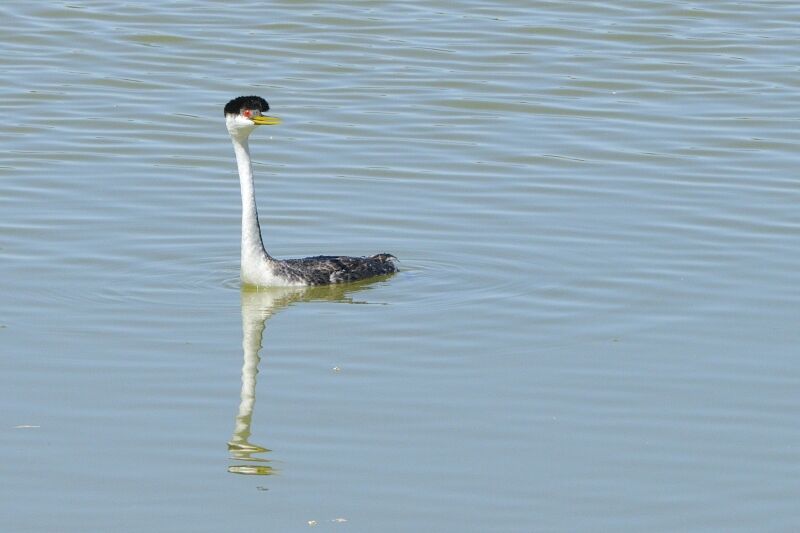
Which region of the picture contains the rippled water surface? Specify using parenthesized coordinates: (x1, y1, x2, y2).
(2, 2, 799, 532)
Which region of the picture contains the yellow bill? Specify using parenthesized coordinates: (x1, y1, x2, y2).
(251, 115, 281, 125)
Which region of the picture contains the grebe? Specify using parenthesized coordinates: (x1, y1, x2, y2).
(224, 95, 397, 286)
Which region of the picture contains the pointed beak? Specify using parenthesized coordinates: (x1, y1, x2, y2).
(251, 115, 281, 125)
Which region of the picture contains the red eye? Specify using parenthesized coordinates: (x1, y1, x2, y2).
(243, 110, 252, 118)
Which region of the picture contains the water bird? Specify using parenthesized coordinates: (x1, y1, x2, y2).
(224, 96, 397, 286)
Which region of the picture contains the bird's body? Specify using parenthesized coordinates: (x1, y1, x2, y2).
(225, 95, 397, 287)
(269, 254, 397, 286)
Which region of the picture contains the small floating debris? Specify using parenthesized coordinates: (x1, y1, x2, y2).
(307, 520, 318, 527)
(332, 517, 348, 523)
(332, 366, 341, 373)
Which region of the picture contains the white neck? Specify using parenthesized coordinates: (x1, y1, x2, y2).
(231, 136, 273, 284)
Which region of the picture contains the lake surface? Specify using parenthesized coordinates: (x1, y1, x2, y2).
(2, 1, 799, 531)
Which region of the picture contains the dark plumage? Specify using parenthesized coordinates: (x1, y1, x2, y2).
(224, 95, 269, 115)
(272, 254, 397, 285)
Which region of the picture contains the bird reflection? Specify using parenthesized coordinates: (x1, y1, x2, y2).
(227, 277, 391, 475)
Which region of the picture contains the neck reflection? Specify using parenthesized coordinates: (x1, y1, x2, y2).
(227, 278, 391, 475)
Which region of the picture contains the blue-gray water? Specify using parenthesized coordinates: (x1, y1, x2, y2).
(2, 2, 799, 532)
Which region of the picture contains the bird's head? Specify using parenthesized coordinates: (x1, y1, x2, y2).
(225, 95, 281, 139)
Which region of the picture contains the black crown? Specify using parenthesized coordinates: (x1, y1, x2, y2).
(224, 95, 270, 115)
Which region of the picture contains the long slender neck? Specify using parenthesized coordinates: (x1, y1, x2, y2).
(231, 136, 271, 277)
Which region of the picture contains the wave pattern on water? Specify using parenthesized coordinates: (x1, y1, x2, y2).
(1, 2, 799, 532)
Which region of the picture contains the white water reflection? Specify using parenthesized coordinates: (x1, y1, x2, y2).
(227, 279, 393, 475)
